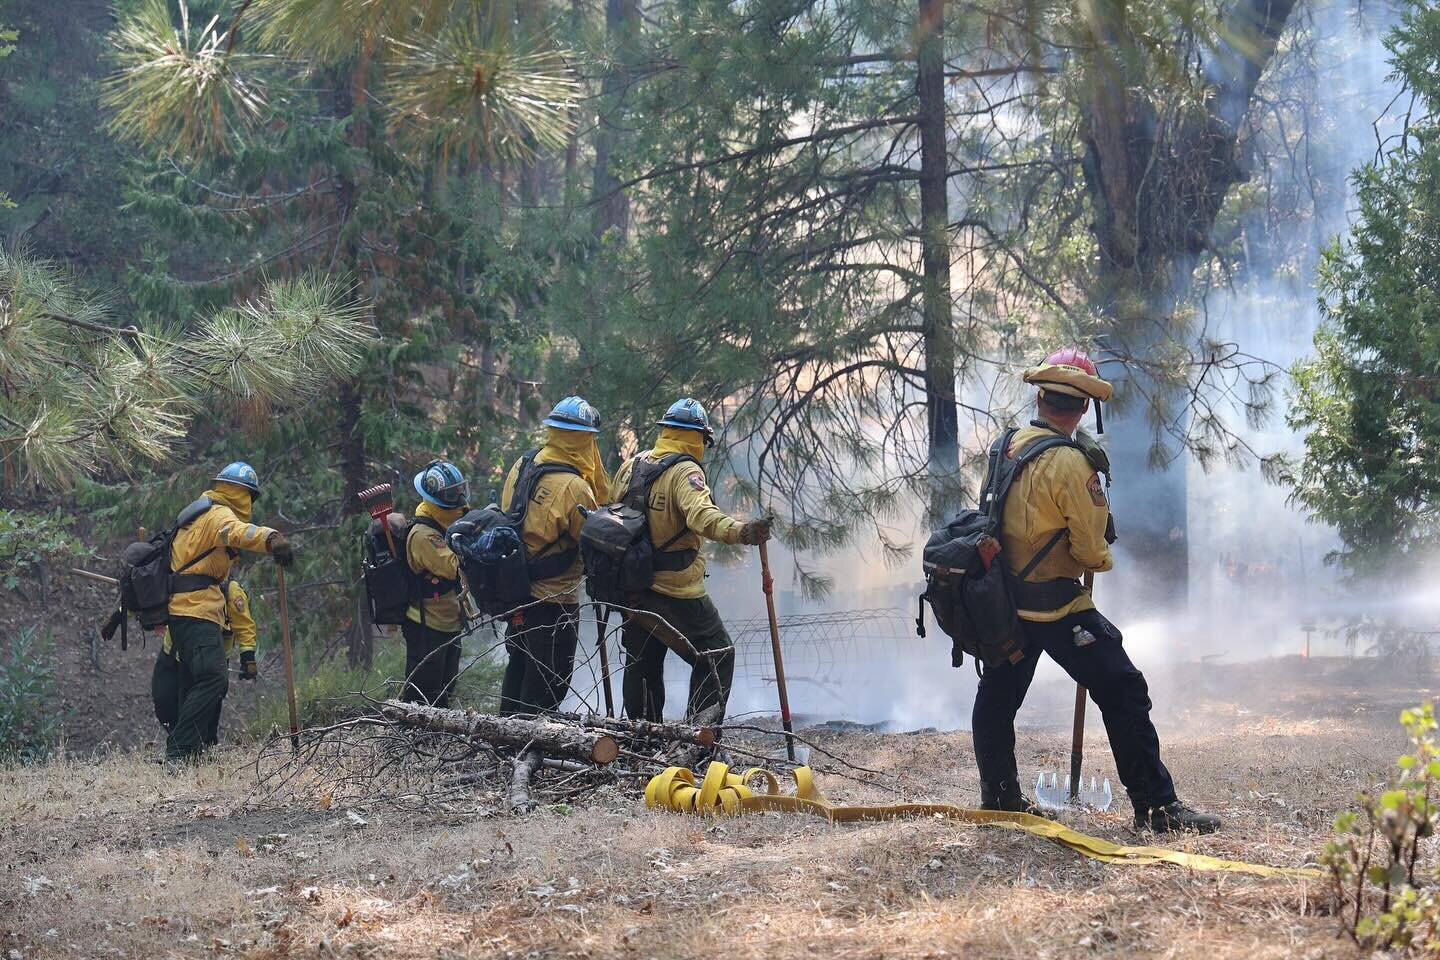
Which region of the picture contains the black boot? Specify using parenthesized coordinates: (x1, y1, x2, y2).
(980, 780, 1046, 816)
(1134, 800, 1221, 834)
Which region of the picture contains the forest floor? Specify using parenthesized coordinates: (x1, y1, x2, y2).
(0, 654, 1428, 960)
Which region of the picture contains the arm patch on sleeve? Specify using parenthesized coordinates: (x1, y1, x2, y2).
(1087, 473, 1107, 507)
(688, 473, 707, 492)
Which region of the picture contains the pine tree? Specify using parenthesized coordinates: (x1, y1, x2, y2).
(0, 250, 369, 488)
(1288, 2, 1440, 581)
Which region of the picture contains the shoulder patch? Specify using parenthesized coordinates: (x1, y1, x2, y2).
(1087, 473, 1107, 507)
(688, 473, 707, 492)
(232, 592, 246, 614)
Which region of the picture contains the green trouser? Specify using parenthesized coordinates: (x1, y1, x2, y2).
(499, 601, 579, 716)
(152, 648, 228, 745)
(621, 591, 734, 723)
(165, 616, 228, 760)
(401, 619, 462, 708)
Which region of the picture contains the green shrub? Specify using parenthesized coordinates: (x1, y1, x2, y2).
(0, 626, 65, 762)
(0, 509, 88, 590)
(1325, 703, 1440, 951)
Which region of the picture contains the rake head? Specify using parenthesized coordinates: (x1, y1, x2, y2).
(358, 483, 395, 522)
(1035, 771, 1113, 812)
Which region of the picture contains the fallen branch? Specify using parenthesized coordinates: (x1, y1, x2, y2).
(555, 711, 718, 748)
(509, 749, 543, 813)
(379, 700, 620, 765)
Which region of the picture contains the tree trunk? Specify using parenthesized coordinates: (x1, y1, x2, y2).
(591, 0, 638, 237)
(917, 0, 958, 519)
(379, 700, 622, 765)
(1078, 0, 1299, 613)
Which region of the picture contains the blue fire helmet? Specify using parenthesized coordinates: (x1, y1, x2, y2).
(413, 459, 469, 509)
(213, 461, 261, 496)
(542, 396, 601, 433)
(656, 398, 715, 448)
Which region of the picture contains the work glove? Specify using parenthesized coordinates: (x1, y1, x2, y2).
(738, 518, 773, 545)
(1105, 514, 1118, 545)
(1074, 427, 1111, 481)
(268, 534, 295, 567)
(238, 650, 257, 681)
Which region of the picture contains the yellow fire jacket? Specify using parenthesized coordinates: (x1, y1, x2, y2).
(164, 579, 256, 659)
(999, 422, 1114, 622)
(167, 484, 279, 627)
(611, 428, 743, 600)
(406, 500, 465, 633)
(500, 430, 600, 605)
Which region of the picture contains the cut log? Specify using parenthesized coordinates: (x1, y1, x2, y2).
(379, 701, 620, 765)
(556, 712, 717, 748)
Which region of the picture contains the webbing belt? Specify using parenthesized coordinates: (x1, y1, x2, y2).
(646, 762, 1321, 880)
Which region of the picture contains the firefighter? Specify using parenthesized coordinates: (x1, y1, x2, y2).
(970, 348, 1220, 833)
(614, 399, 771, 723)
(165, 462, 292, 762)
(497, 397, 610, 716)
(404, 459, 469, 708)
(152, 578, 256, 745)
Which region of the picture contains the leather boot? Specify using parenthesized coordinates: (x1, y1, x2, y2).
(979, 779, 1046, 816)
(1134, 800, 1221, 834)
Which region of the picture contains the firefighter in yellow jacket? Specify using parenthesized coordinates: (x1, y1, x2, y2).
(153, 578, 256, 746)
(613, 399, 771, 723)
(165, 462, 292, 761)
(972, 348, 1220, 833)
(404, 459, 469, 708)
(497, 397, 609, 715)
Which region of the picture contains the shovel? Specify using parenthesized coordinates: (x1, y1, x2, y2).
(1035, 570, 1113, 812)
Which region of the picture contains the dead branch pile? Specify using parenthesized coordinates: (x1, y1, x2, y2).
(250, 700, 728, 815)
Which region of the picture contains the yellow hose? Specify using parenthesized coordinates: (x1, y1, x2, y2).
(645, 762, 1322, 880)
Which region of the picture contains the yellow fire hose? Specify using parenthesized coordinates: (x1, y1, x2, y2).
(646, 762, 1322, 880)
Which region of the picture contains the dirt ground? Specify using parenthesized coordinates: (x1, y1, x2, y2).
(0, 655, 1428, 960)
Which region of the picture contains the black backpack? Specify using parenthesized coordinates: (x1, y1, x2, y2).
(362, 512, 415, 626)
(918, 427, 1084, 669)
(363, 513, 466, 626)
(578, 453, 699, 606)
(447, 450, 582, 617)
(118, 497, 223, 631)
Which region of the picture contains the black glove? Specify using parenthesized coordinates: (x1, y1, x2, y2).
(738, 518, 773, 545)
(239, 650, 257, 681)
(268, 534, 295, 567)
(1105, 514, 1118, 545)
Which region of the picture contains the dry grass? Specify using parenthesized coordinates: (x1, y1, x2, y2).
(0, 658, 1429, 960)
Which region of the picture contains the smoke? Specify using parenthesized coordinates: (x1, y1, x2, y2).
(640, 1, 1413, 732)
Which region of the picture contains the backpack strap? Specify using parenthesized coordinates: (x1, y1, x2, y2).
(408, 516, 462, 598)
(510, 451, 584, 579)
(988, 429, 1086, 597)
(169, 498, 223, 596)
(624, 453, 702, 571)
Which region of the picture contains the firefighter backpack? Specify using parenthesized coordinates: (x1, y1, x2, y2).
(117, 497, 222, 631)
(446, 450, 581, 617)
(361, 512, 419, 626)
(578, 452, 699, 606)
(919, 427, 1083, 668)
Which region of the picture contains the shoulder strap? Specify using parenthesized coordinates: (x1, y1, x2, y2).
(622, 453, 694, 511)
(170, 498, 219, 577)
(992, 431, 1083, 581)
(411, 515, 445, 535)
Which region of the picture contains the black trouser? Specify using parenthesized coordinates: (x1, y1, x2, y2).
(165, 616, 229, 760)
(971, 607, 1177, 810)
(500, 601, 579, 716)
(153, 648, 228, 745)
(621, 591, 734, 723)
(401, 619, 462, 708)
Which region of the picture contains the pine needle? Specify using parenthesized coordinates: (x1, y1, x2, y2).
(103, 0, 268, 158)
(386, 16, 579, 164)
